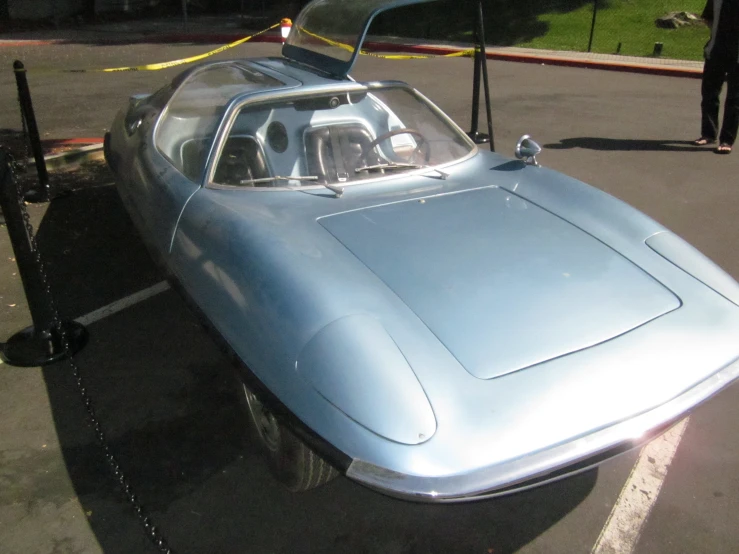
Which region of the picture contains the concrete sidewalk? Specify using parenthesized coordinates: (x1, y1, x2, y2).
(0, 14, 704, 78)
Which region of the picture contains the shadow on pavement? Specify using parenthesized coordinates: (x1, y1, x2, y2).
(34, 184, 162, 319)
(29, 183, 596, 553)
(544, 137, 712, 152)
(46, 312, 599, 554)
(0, 129, 29, 161)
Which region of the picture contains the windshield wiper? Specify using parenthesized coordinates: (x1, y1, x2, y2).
(240, 175, 319, 185)
(354, 162, 449, 180)
(355, 162, 420, 172)
(240, 175, 344, 197)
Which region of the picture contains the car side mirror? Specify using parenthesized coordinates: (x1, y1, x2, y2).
(515, 135, 542, 167)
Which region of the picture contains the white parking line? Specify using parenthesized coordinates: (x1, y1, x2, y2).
(591, 418, 689, 554)
(75, 281, 170, 326)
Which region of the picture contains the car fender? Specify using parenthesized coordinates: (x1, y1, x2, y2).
(296, 313, 437, 445)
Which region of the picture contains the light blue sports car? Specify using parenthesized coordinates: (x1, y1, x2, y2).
(105, 0, 739, 501)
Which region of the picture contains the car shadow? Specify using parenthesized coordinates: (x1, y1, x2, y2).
(28, 184, 597, 553)
(491, 160, 527, 172)
(544, 137, 713, 152)
(33, 184, 163, 319)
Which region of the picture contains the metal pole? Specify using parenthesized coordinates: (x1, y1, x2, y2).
(0, 150, 55, 332)
(469, 46, 481, 137)
(13, 60, 49, 203)
(476, 0, 494, 152)
(0, 150, 88, 367)
(588, 0, 598, 53)
(467, 1, 494, 151)
(182, 0, 188, 32)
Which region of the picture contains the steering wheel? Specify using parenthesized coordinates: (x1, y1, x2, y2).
(214, 138, 264, 186)
(361, 128, 430, 165)
(216, 146, 253, 186)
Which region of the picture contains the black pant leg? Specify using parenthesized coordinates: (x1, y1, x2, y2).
(719, 61, 739, 146)
(701, 56, 726, 140)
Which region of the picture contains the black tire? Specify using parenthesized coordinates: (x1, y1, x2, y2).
(103, 132, 116, 172)
(239, 380, 337, 492)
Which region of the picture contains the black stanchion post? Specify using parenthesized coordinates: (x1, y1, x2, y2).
(477, 0, 494, 152)
(588, 0, 598, 53)
(181, 0, 188, 31)
(469, 45, 482, 139)
(13, 60, 50, 203)
(467, 1, 495, 151)
(0, 150, 87, 367)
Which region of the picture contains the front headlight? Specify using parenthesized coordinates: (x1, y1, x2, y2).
(124, 93, 152, 136)
(297, 314, 436, 445)
(646, 231, 739, 307)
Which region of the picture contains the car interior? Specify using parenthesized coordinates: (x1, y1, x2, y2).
(304, 124, 382, 184)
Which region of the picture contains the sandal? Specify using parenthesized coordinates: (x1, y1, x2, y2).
(716, 143, 733, 154)
(693, 137, 716, 146)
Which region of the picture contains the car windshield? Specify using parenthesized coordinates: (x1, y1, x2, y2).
(210, 85, 475, 189)
(155, 63, 284, 183)
(283, 0, 438, 77)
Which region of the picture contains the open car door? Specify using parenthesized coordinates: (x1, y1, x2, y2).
(282, 0, 440, 78)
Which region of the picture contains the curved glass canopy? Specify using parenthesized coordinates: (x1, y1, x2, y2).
(282, 0, 440, 78)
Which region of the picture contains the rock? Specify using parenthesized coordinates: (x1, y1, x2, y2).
(655, 11, 703, 29)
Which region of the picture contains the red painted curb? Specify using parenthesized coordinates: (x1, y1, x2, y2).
(0, 33, 282, 47)
(160, 34, 705, 80)
(41, 137, 104, 146)
(161, 33, 283, 45)
(362, 40, 703, 79)
(0, 40, 57, 46)
(489, 52, 702, 79)
(2, 31, 701, 79)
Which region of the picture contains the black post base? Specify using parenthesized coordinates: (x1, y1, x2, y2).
(23, 187, 49, 204)
(1, 321, 88, 367)
(467, 131, 491, 145)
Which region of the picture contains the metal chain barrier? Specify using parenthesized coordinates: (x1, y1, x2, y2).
(2, 151, 175, 554)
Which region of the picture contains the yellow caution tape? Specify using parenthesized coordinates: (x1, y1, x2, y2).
(17, 22, 472, 76)
(361, 48, 475, 60)
(61, 22, 279, 73)
(297, 27, 356, 54)
(298, 26, 475, 60)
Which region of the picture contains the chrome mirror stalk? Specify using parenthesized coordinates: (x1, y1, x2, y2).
(515, 135, 542, 167)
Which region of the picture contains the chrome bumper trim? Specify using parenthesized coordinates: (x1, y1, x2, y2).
(346, 357, 739, 502)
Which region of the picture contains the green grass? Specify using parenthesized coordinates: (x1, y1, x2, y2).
(519, 1, 710, 60)
(376, 1, 710, 61)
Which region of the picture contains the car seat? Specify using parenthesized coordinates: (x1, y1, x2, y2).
(213, 136, 270, 186)
(305, 124, 380, 183)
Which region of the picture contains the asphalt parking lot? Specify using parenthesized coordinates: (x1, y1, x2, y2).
(1, 37, 738, 554)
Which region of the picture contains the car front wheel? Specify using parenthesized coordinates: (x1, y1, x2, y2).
(240, 382, 338, 492)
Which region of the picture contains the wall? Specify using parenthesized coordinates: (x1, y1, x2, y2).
(7, 0, 159, 20)
(9, 0, 88, 20)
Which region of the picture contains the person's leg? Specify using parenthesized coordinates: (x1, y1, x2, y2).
(701, 56, 725, 142)
(718, 61, 739, 148)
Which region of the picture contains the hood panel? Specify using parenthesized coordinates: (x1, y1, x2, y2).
(320, 187, 680, 379)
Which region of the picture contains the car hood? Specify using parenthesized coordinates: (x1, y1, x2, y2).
(319, 186, 680, 380)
